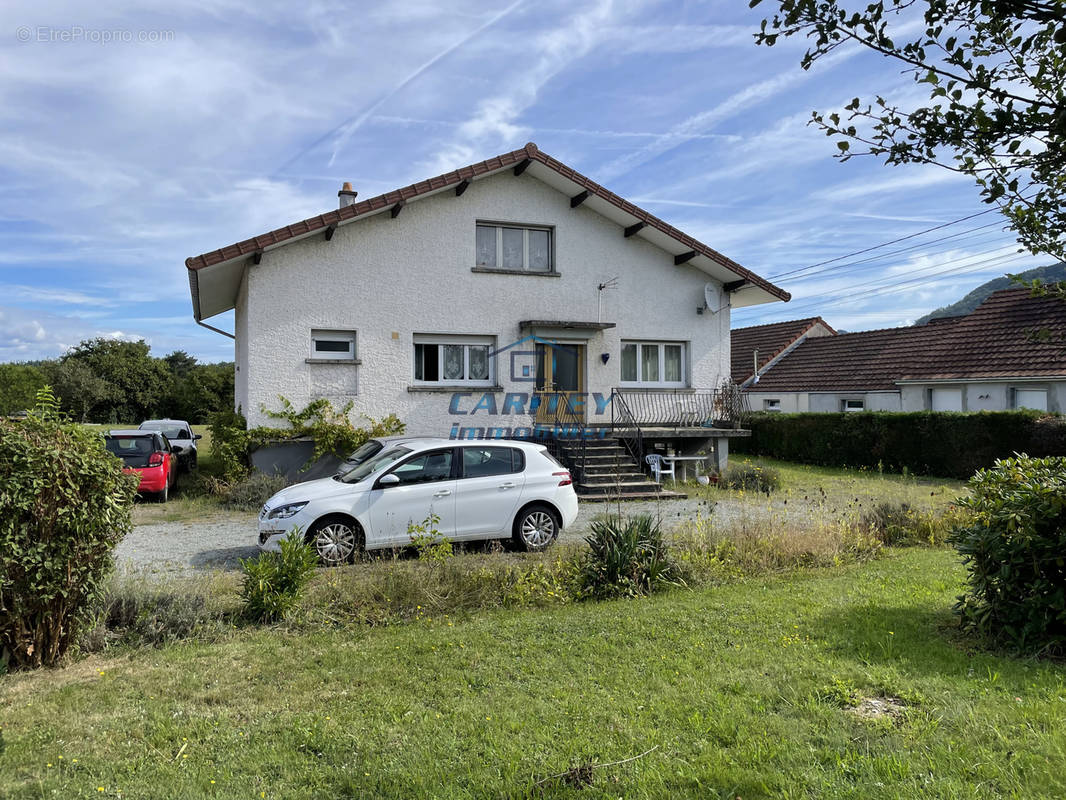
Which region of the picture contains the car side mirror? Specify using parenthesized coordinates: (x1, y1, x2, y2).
(194, 434, 202, 440)
(378, 473, 400, 488)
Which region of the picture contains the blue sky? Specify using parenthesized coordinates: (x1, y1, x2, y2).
(0, 0, 1045, 363)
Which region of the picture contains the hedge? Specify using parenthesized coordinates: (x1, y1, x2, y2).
(733, 411, 1066, 479)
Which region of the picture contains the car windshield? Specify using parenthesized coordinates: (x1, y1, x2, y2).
(141, 422, 185, 439)
(336, 446, 412, 484)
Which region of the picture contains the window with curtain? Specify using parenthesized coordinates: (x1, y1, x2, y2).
(413, 336, 494, 385)
(619, 341, 687, 387)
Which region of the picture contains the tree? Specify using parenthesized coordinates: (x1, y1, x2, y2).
(61, 338, 170, 423)
(40, 359, 112, 423)
(753, 0, 1066, 260)
(0, 364, 46, 415)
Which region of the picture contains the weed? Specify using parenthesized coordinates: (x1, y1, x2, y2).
(240, 533, 318, 622)
(579, 515, 683, 599)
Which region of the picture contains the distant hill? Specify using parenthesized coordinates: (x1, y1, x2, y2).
(916, 262, 1066, 324)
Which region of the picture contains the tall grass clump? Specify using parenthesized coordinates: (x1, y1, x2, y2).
(721, 462, 781, 493)
(859, 501, 967, 546)
(578, 515, 683, 599)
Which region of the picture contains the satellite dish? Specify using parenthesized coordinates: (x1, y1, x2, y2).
(703, 282, 722, 313)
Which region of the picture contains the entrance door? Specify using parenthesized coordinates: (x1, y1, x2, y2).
(534, 342, 585, 425)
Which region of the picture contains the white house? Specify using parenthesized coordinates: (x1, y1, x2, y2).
(738, 289, 1066, 413)
(186, 143, 789, 494)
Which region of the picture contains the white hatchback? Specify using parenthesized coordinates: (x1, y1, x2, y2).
(257, 438, 579, 565)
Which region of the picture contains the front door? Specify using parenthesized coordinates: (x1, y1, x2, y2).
(534, 342, 585, 425)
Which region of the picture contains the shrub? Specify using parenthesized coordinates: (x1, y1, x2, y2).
(950, 454, 1066, 655)
(408, 514, 453, 563)
(721, 462, 780, 493)
(579, 515, 682, 599)
(240, 534, 319, 623)
(735, 410, 1066, 479)
(209, 407, 250, 482)
(0, 389, 138, 669)
(223, 472, 288, 511)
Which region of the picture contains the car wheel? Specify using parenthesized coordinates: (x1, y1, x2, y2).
(307, 516, 361, 567)
(189, 453, 198, 472)
(513, 504, 559, 552)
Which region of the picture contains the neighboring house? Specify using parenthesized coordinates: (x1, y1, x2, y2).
(740, 289, 1066, 413)
(185, 142, 789, 494)
(730, 317, 836, 403)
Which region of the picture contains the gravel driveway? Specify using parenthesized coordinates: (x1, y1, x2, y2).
(115, 495, 731, 574)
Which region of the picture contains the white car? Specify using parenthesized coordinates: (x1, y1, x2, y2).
(257, 438, 579, 565)
(139, 419, 201, 471)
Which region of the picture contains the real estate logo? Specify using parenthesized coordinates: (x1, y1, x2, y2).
(447, 335, 612, 441)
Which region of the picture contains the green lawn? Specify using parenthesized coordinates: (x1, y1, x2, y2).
(3, 549, 1064, 799)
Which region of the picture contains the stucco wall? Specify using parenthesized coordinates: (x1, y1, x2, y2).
(238, 171, 734, 434)
(902, 381, 1066, 412)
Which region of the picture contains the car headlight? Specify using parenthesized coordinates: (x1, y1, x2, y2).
(267, 501, 308, 520)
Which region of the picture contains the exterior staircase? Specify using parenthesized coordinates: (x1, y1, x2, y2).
(554, 438, 686, 501)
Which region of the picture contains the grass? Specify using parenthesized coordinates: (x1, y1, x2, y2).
(3, 550, 1065, 799)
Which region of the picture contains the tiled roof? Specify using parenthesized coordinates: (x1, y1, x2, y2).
(731, 317, 834, 384)
(748, 289, 1066, 392)
(185, 141, 789, 302)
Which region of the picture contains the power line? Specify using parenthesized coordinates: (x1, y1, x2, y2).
(766, 206, 1006, 281)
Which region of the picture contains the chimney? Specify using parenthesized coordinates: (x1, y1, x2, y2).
(338, 181, 358, 209)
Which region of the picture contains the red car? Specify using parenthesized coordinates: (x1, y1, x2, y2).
(105, 430, 179, 502)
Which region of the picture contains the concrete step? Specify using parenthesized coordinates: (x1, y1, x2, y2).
(577, 489, 688, 502)
(578, 471, 648, 482)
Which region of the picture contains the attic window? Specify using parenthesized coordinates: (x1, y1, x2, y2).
(310, 329, 356, 361)
(841, 399, 864, 412)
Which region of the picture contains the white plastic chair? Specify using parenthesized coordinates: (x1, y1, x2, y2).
(645, 453, 675, 483)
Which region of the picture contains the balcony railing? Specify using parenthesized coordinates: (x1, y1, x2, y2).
(611, 388, 739, 429)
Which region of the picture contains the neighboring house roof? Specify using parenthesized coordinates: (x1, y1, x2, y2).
(747, 289, 1066, 392)
(731, 317, 835, 385)
(185, 142, 790, 321)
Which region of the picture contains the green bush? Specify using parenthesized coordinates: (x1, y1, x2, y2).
(0, 389, 138, 669)
(721, 462, 780, 492)
(579, 515, 682, 599)
(209, 407, 251, 482)
(735, 411, 1066, 478)
(223, 472, 288, 511)
(240, 534, 319, 623)
(950, 455, 1066, 655)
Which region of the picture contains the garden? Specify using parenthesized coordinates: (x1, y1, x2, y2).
(1, 395, 1065, 798)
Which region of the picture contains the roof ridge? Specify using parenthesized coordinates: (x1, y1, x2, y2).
(185, 142, 789, 319)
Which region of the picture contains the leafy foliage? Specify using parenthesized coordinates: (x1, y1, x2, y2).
(0, 363, 46, 416)
(209, 408, 252, 482)
(408, 513, 454, 563)
(579, 515, 683, 599)
(950, 454, 1066, 654)
(736, 410, 1066, 478)
(257, 396, 406, 468)
(0, 388, 138, 669)
(754, 0, 1066, 260)
(240, 534, 319, 623)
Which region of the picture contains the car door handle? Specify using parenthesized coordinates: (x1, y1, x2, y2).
(498, 482, 516, 489)
(433, 489, 452, 498)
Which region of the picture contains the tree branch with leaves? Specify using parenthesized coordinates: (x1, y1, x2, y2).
(752, 0, 1066, 260)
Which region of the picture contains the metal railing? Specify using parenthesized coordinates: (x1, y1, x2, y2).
(611, 388, 736, 429)
(528, 392, 591, 484)
(611, 389, 644, 466)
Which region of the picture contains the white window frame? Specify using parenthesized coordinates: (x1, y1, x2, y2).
(841, 398, 865, 412)
(310, 329, 356, 361)
(763, 399, 781, 412)
(619, 341, 688, 388)
(475, 222, 554, 272)
(413, 334, 495, 387)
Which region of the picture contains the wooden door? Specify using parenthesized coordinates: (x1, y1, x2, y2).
(534, 342, 585, 425)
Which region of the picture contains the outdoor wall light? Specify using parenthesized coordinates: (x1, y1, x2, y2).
(601, 353, 610, 364)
